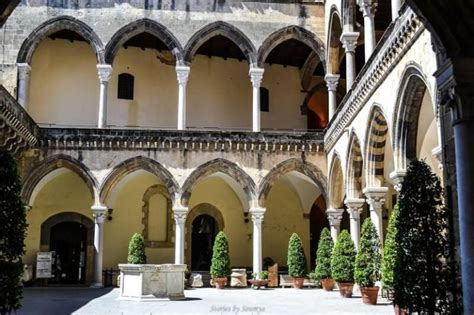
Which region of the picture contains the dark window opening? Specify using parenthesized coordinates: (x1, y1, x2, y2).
(260, 87, 269, 112)
(117, 73, 134, 100)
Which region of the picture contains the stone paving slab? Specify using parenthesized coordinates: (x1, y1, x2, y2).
(19, 287, 393, 315)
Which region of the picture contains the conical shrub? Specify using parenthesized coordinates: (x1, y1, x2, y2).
(355, 218, 381, 287)
(210, 231, 231, 278)
(314, 228, 333, 280)
(331, 230, 356, 283)
(127, 233, 147, 264)
(382, 204, 399, 292)
(287, 233, 306, 278)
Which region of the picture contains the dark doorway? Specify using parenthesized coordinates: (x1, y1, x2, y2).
(309, 196, 329, 269)
(49, 222, 88, 284)
(191, 214, 218, 271)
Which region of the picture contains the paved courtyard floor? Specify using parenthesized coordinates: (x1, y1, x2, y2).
(19, 287, 393, 315)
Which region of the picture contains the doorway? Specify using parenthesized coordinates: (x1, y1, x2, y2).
(309, 196, 329, 269)
(191, 214, 218, 271)
(49, 222, 88, 284)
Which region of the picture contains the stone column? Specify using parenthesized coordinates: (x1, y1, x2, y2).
(97, 65, 113, 129)
(250, 207, 265, 278)
(17, 63, 31, 110)
(391, 0, 401, 21)
(358, 0, 377, 62)
(91, 205, 107, 288)
(326, 208, 344, 242)
(389, 170, 406, 194)
(363, 187, 388, 246)
(325, 74, 340, 120)
(176, 66, 190, 130)
(340, 32, 359, 92)
(173, 206, 188, 264)
(249, 67, 264, 132)
(344, 198, 365, 249)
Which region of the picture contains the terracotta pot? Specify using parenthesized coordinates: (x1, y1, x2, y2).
(213, 277, 227, 289)
(248, 279, 269, 289)
(360, 286, 380, 305)
(393, 304, 409, 315)
(337, 282, 354, 298)
(292, 277, 305, 289)
(321, 278, 335, 291)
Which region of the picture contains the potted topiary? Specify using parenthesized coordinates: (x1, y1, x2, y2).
(128, 233, 147, 264)
(248, 271, 269, 289)
(314, 228, 335, 291)
(210, 231, 231, 289)
(287, 233, 307, 289)
(331, 230, 356, 298)
(381, 204, 399, 303)
(355, 218, 381, 305)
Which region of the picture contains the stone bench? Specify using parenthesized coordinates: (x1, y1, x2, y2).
(279, 275, 317, 288)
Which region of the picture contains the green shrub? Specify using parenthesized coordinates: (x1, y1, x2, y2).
(394, 160, 453, 314)
(210, 231, 231, 278)
(287, 233, 306, 278)
(355, 218, 381, 287)
(331, 230, 356, 283)
(0, 150, 27, 315)
(314, 228, 333, 280)
(381, 204, 399, 292)
(127, 233, 147, 264)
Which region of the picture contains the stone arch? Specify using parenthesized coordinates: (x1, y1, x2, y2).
(183, 21, 257, 66)
(342, 0, 357, 28)
(258, 25, 326, 70)
(327, 6, 344, 74)
(40, 212, 94, 246)
(180, 158, 257, 208)
(392, 64, 432, 171)
(104, 18, 184, 65)
(17, 16, 105, 64)
(258, 158, 328, 207)
(22, 154, 98, 206)
(364, 105, 390, 187)
(99, 156, 179, 205)
(328, 152, 345, 208)
(345, 131, 364, 199)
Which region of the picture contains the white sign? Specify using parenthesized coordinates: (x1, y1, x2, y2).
(36, 252, 53, 279)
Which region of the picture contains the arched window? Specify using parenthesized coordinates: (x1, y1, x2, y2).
(117, 73, 134, 100)
(260, 87, 269, 112)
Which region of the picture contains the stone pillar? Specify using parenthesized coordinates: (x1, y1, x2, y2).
(249, 67, 264, 132)
(325, 74, 340, 120)
(390, 170, 407, 194)
(344, 198, 365, 249)
(176, 66, 190, 130)
(97, 65, 113, 129)
(91, 205, 107, 288)
(17, 63, 31, 110)
(250, 207, 265, 278)
(173, 206, 188, 264)
(363, 187, 388, 246)
(340, 32, 359, 92)
(391, 0, 401, 21)
(326, 208, 344, 242)
(358, 0, 377, 62)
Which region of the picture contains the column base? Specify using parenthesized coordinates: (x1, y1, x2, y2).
(90, 282, 104, 288)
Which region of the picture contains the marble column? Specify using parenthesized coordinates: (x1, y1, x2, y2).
(358, 0, 377, 62)
(97, 65, 113, 129)
(363, 187, 388, 246)
(389, 170, 406, 194)
(17, 63, 31, 110)
(344, 198, 365, 249)
(250, 207, 265, 278)
(391, 0, 401, 21)
(325, 74, 340, 120)
(340, 32, 359, 92)
(176, 66, 190, 130)
(326, 208, 344, 242)
(173, 206, 188, 264)
(91, 205, 107, 288)
(249, 67, 264, 132)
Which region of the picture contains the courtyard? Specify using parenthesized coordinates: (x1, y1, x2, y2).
(19, 287, 392, 315)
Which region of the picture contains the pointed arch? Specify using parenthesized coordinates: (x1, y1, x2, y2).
(258, 25, 326, 69)
(104, 18, 184, 65)
(21, 154, 98, 206)
(17, 16, 105, 64)
(328, 152, 345, 208)
(327, 7, 344, 74)
(258, 158, 327, 208)
(180, 158, 257, 208)
(345, 131, 364, 199)
(364, 105, 390, 187)
(99, 156, 179, 205)
(183, 21, 257, 66)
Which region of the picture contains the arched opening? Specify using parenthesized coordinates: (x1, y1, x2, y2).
(191, 214, 218, 271)
(309, 195, 329, 269)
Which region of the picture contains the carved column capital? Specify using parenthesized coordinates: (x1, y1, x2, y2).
(91, 205, 108, 224)
(17, 63, 31, 80)
(389, 170, 407, 193)
(363, 187, 388, 211)
(340, 32, 360, 54)
(176, 66, 190, 85)
(326, 208, 344, 226)
(357, 0, 377, 18)
(97, 64, 113, 83)
(325, 74, 340, 92)
(344, 198, 365, 219)
(249, 67, 264, 88)
(173, 206, 188, 225)
(249, 207, 265, 224)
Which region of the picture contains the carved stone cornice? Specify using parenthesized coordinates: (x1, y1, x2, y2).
(325, 7, 425, 152)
